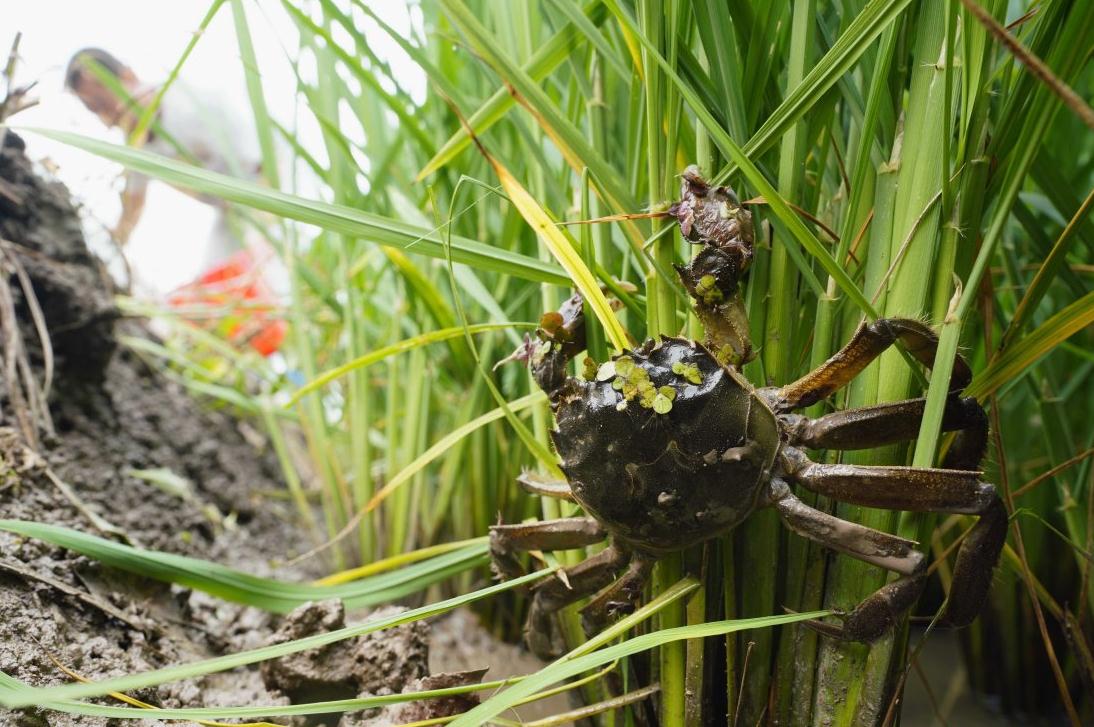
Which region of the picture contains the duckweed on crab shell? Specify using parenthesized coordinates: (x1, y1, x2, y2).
(549, 338, 778, 555)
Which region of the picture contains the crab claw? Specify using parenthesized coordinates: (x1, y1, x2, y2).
(792, 604, 896, 643)
(668, 165, 753, 251)
(782, 605, 851, 640)
(801, 617, 853, 640)
(525, 623, 566, 661)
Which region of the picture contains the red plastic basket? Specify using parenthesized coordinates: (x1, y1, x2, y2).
(167, 250, 286, 357)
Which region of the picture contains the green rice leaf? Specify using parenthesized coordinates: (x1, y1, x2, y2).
(968, 290, 1094, 400)
(439, 0, 647, 252)
(602, 0, 877, 318)
(19, 128, 569, 286)
(0, 520, 487, 614)
(367, 390, 548, 510)
(0, 566, 548, 707)
(289, 322, 534, 404)
(0, 669, 515, 721)
(449, 611, 829, 727)
(417, 0, 609, 180)
(486, 158, 632, 351)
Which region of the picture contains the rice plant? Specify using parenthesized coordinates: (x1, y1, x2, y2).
(25, 0, 1094, 724)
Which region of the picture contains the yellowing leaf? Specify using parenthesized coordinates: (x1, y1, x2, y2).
(365, 391, 547, 512)
(47, 655, 281, 727)
(288, 322, 531, 405)
(489, 160, 631, 352)
(968, 290, 1094, 400)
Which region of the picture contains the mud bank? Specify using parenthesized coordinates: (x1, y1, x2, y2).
(0, 129, 571, 727)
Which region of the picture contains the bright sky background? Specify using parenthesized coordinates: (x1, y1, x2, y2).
(9, 1, 424, 294)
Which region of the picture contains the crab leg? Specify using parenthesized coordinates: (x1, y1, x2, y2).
(936, 403, 990, 472)
(781, 447, 994, 513)
(940, 496, 1008, 627)
(489, 517, 630, 657)
(489, 517, 606, 581)
(781, 448, 1007, 635)
(580, 553, 656, 637)
(773, 318, 973, 411)
(516, 472, 576, 501)
(782, 396, 987, 459)
(769, 482, 927, 641)
(524, 545, 630, 658)
(770, 482, 924, 574)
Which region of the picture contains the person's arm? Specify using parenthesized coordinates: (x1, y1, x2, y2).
(113, 171, 147, 245)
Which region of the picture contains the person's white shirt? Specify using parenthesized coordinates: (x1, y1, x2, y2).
(143, 80, 260, 181)
(123, 80, 266, 291)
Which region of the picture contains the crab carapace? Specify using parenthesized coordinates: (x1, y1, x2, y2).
(492, 169, 1006, 659)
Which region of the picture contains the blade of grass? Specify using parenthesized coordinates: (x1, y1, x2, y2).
(289, 322, 533, 404)
(449, 611, 829, 727)
(316, 536, 487, 586)
(0, 567, 550, 707)
(366, 390, 547, 512)
(0, 657, 621, 722)
(910, 0, 1093, 475)
(472, 142, 631, 351)
(717, 0, 916, 184)
(967, 290, 1094, 401)
(545, 0, 630, 81)
(1000, 185, 1094, 350)
(441, 174, 571, 476)
(602, 0, 876, 319)
(417, 0, 610, 180)
(0, 520, 487, 614)
(129, 0, 226, 145)
(440, 0, 648, 255)
(27, 660, 281, 727)
(230, 0, 279, 188)
(958, 0, 1094, 131)
(283, 0, 435, 156)
(20, 128, 570, 286)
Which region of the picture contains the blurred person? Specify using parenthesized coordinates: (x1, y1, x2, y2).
(64, 47, 284, 356)
(64, 47, 259, 250)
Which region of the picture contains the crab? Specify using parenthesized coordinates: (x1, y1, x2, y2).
(491, 169, 1007, 659)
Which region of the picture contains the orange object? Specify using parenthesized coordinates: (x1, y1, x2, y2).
(168, 250, 286, 356)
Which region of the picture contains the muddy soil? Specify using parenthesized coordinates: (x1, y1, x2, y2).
(0, 131, 564, 726)
(0, 127, 313, 725)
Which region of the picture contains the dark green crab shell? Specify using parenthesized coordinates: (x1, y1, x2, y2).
(551, 337, 779, 555)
